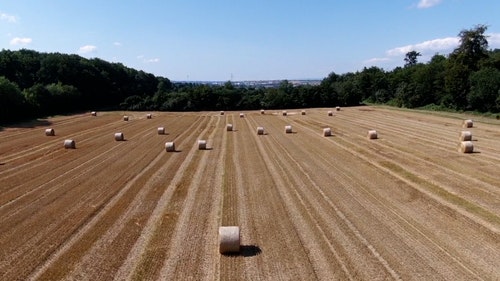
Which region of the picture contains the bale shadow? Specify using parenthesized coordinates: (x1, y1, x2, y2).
(222, 245, 262, 257)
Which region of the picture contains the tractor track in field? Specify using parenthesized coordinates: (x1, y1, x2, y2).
(0, 114, 193, 216)
(157, 115, 224, 279)
(240, 115, 347, 280)
(0, 114, 125, 166)
(255, 115, 405, 279)
(334, 109, 500, 165)
(262, 114, 490, 279)
(111, 114, 223, 281)
(2, 113, 199, 280)
(293, 113, 500, 231)
(27, 114, 208, 281)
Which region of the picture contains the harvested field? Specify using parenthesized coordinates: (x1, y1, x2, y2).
(0, 107, 499, 280)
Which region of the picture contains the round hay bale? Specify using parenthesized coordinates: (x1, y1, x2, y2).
(123, 116, 129, 121)
(64, 139, 75, 149)
(220, 111, 224, 115)
(323, 128, 332, 137)
(336, 106, 340, 111)
(459, 141, 474, 153)
(45, 128, 55, 136)
(91, 111, 97, 116)
(261, 109, 265, 114)
(463, 119, 473, 128)
(198, 140, 207, 150)
(459, 131, 472, 141)
(165, 141, 175, 152)
(328, 111, 333, 116)
(367, 130, 378, 139)
(301, 110, 306, 115)
(157, 127, 165, 135)
(147, 113, 152, 119)
(219, 226, 240, 254)
(239, 113, 245, 118)
(257, 126, 264, 135)
(226, 124, 233, 131)
(114, 132, 124, 141)
(285, 125, 292, 134)
(282, 110, 287, 116)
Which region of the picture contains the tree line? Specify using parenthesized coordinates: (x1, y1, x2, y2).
(1, 24, 499, 125)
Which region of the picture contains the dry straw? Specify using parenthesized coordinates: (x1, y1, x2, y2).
(301, 110, 306, 115)
(147, 113, 152, 119)
(459, 131, 472, 141)
(226, 124, 233, 131)
(459, 141, 474, 153)
(91, 111, 97, 116)
(158, 127, 165, 135)
(123, 116, 129, 121)
(463, 119, 473, 128)
(198, 140, 207, 150)
(114, 132, 124, 141)
(219, 226, 240, 254)
(282, 110, 287, 116)
(323, 128, 332, 136)
(367, 130, 378, 139)
(257, 126, 264, 135)
(239, 113, 245, 118)
(45, 128, 55, 136)
(328, 111, 333, 116)
(165, 141, 175, 152)
(64, 139, 75, 149)
(285, 125, 293, 134)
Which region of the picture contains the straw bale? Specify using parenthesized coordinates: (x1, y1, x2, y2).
(219, 226, 240, 254)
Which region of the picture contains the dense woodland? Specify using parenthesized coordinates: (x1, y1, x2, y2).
(1, 25, 499, 124)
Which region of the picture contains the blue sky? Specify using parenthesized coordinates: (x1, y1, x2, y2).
(2, 0, 500, 81)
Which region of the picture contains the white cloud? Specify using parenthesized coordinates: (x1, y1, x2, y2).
(365, 32, 500, 70)
(386, 37, 459, 56)
(136, 55, 159, 63)
(1, 12, 17, 23)
(78, 45, 97, 54)
(417, 0, 443, 9)
(364, 57, 390, 64)
(113, 42, 122, 47)
(488, 33, 500, 48)
(144, 58, 160, 63)
(10, 37, 32, 46)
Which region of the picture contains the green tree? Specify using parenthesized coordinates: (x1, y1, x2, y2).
(404, 50, 421, 67)
(468, 67, 500, 112)
(444, 60, 470, 109)
(357, 67, 388, 102)
(451, 24, 489, 71)
(0, 76, 27, 122)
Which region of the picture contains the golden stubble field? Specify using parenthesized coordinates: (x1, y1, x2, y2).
(0, 106, 499, 280)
